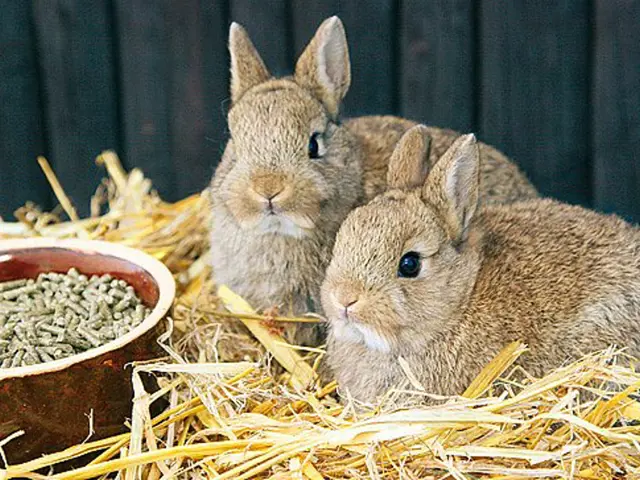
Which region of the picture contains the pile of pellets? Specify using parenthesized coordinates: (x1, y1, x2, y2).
(0, 268, 152, 368)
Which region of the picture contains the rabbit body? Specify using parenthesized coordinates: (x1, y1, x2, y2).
(322, 127, 640, 403)
(346, 115, 537, 204)
(209, 17, 537, 345)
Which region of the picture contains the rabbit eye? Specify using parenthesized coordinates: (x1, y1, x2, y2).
(398, 252, 421, 278)
(308, 132, 325, 159)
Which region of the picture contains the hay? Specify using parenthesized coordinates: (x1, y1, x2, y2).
(1, 152, 639, 479)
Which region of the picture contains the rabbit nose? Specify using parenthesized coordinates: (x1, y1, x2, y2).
(254, 187, 284, 204)
(335, 293, 360, 313)
(343, 298, 358, 309)
(251, 175, 285, 205)
(261, 189, 284, 203)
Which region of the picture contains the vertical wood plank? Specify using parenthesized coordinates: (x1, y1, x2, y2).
(230, 0, 291, 75)
(115, 0, 229, 201)
(399, 0, 475, 132)
(479, 0, 591, 206)
(0, 2, 51, 218)
(113, 0, 173, 198)
(291, 0, 340, 58)
(167, 0, 229, 199)
(339, 0, 396, 116)
(33, 0, 120, 216)
(291, 0, 396, 117)
(593, 0, 640, 223)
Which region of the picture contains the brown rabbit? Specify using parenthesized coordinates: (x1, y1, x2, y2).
(209, 17, 537, 346)
(321, 125, 640, 404)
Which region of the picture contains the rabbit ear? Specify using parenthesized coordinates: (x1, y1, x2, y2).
(229, 22, 271, 104)
(295, 16, 351, 119)
(387, 125, 432, 190)
(422, 134, 480, 241)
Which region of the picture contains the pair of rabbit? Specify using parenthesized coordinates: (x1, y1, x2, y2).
(322, 125, 640, 404)
(209, 16, 537, 346)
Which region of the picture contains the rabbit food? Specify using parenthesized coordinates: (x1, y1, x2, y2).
(0, 268, 151, 368)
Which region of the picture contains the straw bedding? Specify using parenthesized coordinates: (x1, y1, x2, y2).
(0, 152, 639, 479)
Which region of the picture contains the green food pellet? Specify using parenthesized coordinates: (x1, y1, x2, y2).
(0, 279, 27, 292)
(11, 350, 25, 367)
(0, 270, 152, 368)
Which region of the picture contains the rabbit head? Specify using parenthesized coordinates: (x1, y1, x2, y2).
(321, 125, 483, 353)
(218, 16, 362, 240)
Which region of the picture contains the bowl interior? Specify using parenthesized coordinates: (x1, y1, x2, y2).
(0, 241, 173, 465)
(0, 247, 159, 306)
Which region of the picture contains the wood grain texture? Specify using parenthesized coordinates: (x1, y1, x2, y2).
(400, 0, 475, 132)
(593, 0, 640, 223)
(293, 0, 396, 117)
(335, 0, 396, 116)
(291, 0, 340, 59)
(0, 2, 50, 218)
(115, 1, 228, 201)
(166, 0, 229, 199)
(1, 2, 639, 222)
(33, 0, 120, 216)
(479, 0, 591, 206)
(230, 0, 291, 76)
(113, 0, 173, 197)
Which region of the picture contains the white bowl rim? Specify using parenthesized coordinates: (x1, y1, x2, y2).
(0, 237, 176, 381)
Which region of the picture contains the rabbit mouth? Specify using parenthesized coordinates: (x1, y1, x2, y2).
(224, 188, 319, 236)
(331, 317, 391, 353)
(254, 212, 313, 238)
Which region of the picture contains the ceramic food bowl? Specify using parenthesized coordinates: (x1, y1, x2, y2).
(0, 238, 175, 465)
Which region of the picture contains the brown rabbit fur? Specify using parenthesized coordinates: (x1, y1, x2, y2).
(209, 16, 537, 346)
(322, 125, 640, 404)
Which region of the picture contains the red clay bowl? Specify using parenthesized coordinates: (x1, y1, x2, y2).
(0, 238, 175, 465)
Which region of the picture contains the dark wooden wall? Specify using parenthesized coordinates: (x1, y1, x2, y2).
(1, 1, 639, 223)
